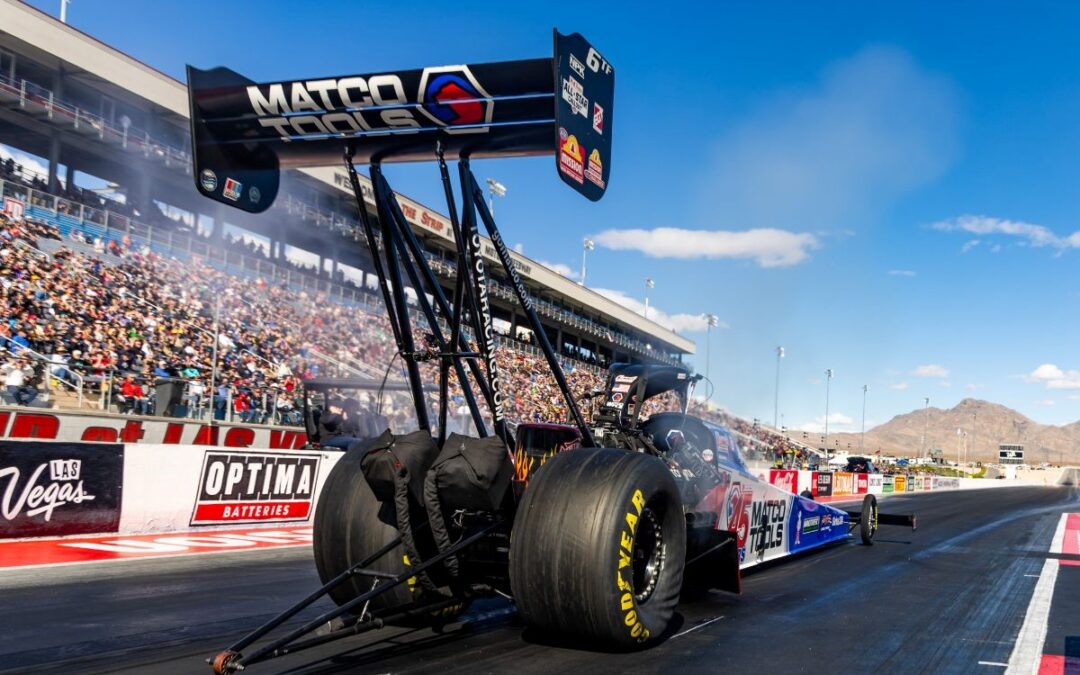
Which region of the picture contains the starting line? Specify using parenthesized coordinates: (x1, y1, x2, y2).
(0, 527, 313, 570)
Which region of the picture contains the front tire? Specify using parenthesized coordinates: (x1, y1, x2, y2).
(859, 494, 878, 545)
(509, 448, 686, 649)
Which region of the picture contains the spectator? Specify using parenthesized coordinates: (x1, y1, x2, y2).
(3, 354, 37, 405)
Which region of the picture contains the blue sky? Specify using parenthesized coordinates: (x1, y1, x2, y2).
(20, 0, 1080, 430)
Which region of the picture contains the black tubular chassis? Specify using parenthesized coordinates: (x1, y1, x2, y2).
(193, 31, 613, 673)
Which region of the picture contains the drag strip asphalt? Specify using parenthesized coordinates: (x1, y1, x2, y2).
(0, 486, 1075, 674)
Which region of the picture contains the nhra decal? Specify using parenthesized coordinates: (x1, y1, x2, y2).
(561, 74, 589, 118)
(191, 451, 320, 525)
(0, 441, 123, 539)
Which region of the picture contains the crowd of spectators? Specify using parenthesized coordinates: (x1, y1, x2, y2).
(0, 210, 805, 459)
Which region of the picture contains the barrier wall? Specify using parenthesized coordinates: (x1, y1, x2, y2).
(1, 439, 341, 540)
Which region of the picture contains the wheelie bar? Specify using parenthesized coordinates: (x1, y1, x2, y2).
(209, 520, 503, 674)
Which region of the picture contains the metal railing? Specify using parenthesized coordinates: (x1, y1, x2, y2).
(0, 335, 87, 408)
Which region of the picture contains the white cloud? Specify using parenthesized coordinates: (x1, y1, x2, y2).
(889, 382, 909, 390)
(0, 144, 50, 182)
(965, 383, 985, 391)
(698, 46, 958, 234)
(931, 215, 1080, 252)
(537, 260, 578, 281)
(799, 413, 856, 434)
(1034, 399, 1056, 406)
(888, 269, 916, 277)
(592, 227, 818, 268)
(912, 364, 950, 378)
(1028, 363, 1080, 390)
(961, 239, 981, 253)
(513, 242, 525, 254)
(592, 287, 729, 333)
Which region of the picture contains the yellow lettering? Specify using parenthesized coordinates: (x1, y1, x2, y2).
(621, 530, 633, 552)
(631, 622, 643, 637)
(632, 489, 645, 514)
(620, 593, 634, 610)
(619, 549, 631, 569)
(616, 570, 631, 591)
(624, 610, 637, 626)
(625, 511, 638, 532)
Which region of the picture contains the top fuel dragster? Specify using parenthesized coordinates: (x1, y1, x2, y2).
(186, 31, 915, 674)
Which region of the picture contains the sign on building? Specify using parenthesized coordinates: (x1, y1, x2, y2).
(998, 444, 1024, 465)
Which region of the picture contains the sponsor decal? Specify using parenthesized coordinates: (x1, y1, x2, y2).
(725, 482, 752, 561)
(199, 169, 218, 192)
(222, 178, 242, 202)
(0, 441, 123, 539)
(802, 514, 821, 534)
(592, 101, 604, 135)
(614, 375, 637, 384)
(749, 498, 787, 555)
(569, 53, 586, 79)
(561, 74, 589, 118)
(249, 186, 261, 204)
(769, 469, 797, 495)
(417, 66, 493, 133)
(833, 472, 854, 496)
(856, 473, 869, 494)
(191, 451, 320, 525)
(585, 148, 605, 189)
(558, 129, 585, 185)
(882, 475, 894, 493)
(701, 448, 714, 463)
(0, 411, 308, 449)
(611, 392, 624, 403)
(894, 475, 907, 492)
(2, 197, 24, 220)
(815, 472, 833, 497)
(615, 488, 651, 642)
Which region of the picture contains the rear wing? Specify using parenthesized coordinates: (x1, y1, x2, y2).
(186, 30, 613, 213)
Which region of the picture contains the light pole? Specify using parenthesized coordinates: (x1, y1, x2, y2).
(860, 384, 868, 455)
(921, 396, 930, 455)
(704, 314, 719, 402)
(486, 178, 506, 216)
(774, 346, 784, 428)
(643, 277, 654, 319)
(580, 237, 594, 286)
(824, 369, 834, 462)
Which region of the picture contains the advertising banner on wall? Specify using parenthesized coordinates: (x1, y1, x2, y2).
(833, 472, 854, 496)
(769, 469, 799, 495)
(856, 473, 869, 494)
(883, 475, 894, 493)
(894, 475, 907, 492)
(814, 472, 833, 497)
(191, 451, 321, 525)
(868, 474, 884, 495)
(0, 441, 123, 538)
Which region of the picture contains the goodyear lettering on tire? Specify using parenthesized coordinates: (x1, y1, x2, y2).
(404, 554, 419, 596)
(614, 488, 650, 642)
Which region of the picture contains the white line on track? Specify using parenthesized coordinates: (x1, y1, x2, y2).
(1004, 513, 1069, 675)
(978, 662, 1008, 667)
(672, 615, 724, 638)
(1022, 574, 1040, 578)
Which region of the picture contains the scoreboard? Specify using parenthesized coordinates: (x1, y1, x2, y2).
(998, 444, 1024, 465)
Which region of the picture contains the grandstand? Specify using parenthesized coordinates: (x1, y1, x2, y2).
(0, 0, 692, 372)
(0, 0, 827, 464)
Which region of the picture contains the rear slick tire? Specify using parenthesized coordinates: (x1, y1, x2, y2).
(509, 448, 686, 649)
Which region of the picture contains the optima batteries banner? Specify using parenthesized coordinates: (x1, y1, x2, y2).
(0, 441, 123, 538)
(191, 450, 321, 525)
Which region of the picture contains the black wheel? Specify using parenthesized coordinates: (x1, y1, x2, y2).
(859, 494, 878, 545)
(313, 446, 465, 622)
(509, 448, 686, 649)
